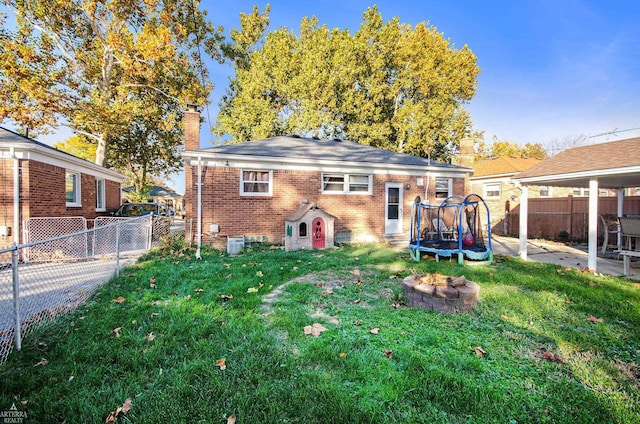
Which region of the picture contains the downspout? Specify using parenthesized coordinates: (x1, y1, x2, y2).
(195, 156, 203, 260)
(10, 148, 19, 245)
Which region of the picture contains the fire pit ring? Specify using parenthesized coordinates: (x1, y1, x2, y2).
(402, 273, 479, 313)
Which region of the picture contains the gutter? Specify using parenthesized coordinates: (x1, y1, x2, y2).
(10, 147, 19, 244)
(195, 156, 202, 260)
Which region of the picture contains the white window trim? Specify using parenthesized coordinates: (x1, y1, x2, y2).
(539, 185, 552, 198)
(483, 182, 501, 199)
(66, 171, 82, 207)
(240, 169, 273, 196)
(434, 177, 452, 201)
(96, 178, 106, 211)
(321, 173, 372, 195)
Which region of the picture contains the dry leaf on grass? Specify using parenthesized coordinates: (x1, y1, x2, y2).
(541, 351, 564, 363)
(587, 315, 604, 323)
(473, 347, 487, 358)
(112, 296, 126, 304)
(111, 327, 122, 338)
(34, 358, 49, 367)
(227, 415, 236, 424)
(304, 323, 327, 337)
(105, 398, 132, 423)
(216, 358, 227, 370)
(219, 294, 233, 300)
(370, 327, 380, 334)
(384, 349, 393, 359)
(149, 283, 157, 289)
(146, 333, 155, 342)
(149, 277, 156, 283)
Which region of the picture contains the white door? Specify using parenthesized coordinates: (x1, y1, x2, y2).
(385, 183, 403, 234)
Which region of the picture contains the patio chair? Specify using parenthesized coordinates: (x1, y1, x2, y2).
(599, 214, 620, 254)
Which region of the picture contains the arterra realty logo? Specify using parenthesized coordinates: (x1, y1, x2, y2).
(0, 403, 27, 423)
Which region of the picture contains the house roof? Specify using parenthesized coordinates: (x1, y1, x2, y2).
(472, 157, 542, 178)
(0, 126, 125, 181)
(183, 136, 470, 175)
(513, 137, 640, 188)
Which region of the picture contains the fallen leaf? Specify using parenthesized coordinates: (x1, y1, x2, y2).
(370, 327, 380, 334)
(473, 347, 487, 358)
(227, 415, 236, 424)
(219, 294, 233, 300)
(355, 320, 361, 326)
(304, 323, 328, 337)
(384, 349, 393, 359)
(149, 283, 157, 289)
(121, 398, 132, 414)
(353, 299, 361, 304)
(151, 313, 159, 317)
(500, 315, 510, 320)
(111, 327, 122, 338)
(256, 271, 264, 277)
(326, 288, 334, 295)
(112, 296, 126, 304)
(541, 351, 564, 363)
(247, 287, 258, 293)
(195, 288, 204, 295)
(321, 291, 327, 298)
(216, 358, 227, 370)
(587, 315, 603, 323)
(34, 358, 49, 367)
(184, 295, 191, 301)
(146, 333, 155, 342)
(149, 277, 157, 283)
(350, 269, 361, 276)
(339, 352, 347, 358)
(135, 287, 142, 291)
(69, 375, 74, 382)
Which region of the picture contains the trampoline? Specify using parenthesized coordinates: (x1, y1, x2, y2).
(409, 193, 493, 265)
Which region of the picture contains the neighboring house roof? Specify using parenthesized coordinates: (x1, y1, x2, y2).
(472, 157, 542, 179)
(183, 136, 470, 176)
(0, 126, 124, 181)
(514, 137, 640, 188)
(123, 185, 182, 197)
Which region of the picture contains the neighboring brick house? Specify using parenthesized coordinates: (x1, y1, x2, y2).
(0, 127, 125, 247)
(470, 157, 542, 234)
(182, 108, 473, 249)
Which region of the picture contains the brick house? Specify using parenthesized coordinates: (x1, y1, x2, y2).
(182, 108, 473, 249)
(0, 127, 124, 247)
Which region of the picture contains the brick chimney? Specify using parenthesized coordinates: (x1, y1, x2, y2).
(184, 104, 200, 231)
(459, 137, 475, 194)
(184, 104, 201, 151)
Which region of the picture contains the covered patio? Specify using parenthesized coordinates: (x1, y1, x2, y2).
(512, 137, 640, 274)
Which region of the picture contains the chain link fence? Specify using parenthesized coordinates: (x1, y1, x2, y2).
(0, 215, 155, 364)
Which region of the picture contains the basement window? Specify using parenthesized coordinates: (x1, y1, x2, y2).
(66, 171, 81, 207)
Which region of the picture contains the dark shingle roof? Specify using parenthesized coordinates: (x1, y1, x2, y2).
(197, 136, 461, 169)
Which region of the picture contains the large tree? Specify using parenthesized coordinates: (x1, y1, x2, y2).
(475, 136, 548, 160)
(0, 0, 225, 167)
(215, 6, 481, 161)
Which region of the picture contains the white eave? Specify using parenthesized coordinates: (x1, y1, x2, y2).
(182, 150, 471, 178)
(1, 141, 125, 182)
(513, 165, 640, 187)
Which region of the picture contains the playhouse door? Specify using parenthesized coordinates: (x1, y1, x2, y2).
(312, 217, 325, 249)
(385, 183, 403, 234)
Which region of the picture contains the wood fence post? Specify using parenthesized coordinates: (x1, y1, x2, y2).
(568, 195, 574, 239)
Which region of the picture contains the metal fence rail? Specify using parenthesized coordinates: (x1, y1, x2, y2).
(0, 215, 154, 364)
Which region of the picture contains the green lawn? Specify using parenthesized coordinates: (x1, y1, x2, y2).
(1, 242, 639, 423)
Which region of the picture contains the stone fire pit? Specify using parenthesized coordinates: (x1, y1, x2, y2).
(402, 273, 479, 313)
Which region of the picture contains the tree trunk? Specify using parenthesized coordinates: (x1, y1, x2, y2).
(94, 134, 107, 167)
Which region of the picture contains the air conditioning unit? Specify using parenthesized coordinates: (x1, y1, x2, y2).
(227, 237, 245, 256)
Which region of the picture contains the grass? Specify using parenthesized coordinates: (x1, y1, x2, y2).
(1, 241, 639, 423)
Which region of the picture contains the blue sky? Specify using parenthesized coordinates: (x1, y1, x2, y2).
(5, 1, 640, 193)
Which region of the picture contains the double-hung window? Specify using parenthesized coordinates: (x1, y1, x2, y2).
(322, 173, 372, 194)
(434, 177, 452, 200)
(241, 169, 272, 196)
(96, 179, 106, 211)
(66, 171, 81, 207)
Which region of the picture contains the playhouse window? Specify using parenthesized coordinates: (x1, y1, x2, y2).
(299, 222, 307, 237)
(96, 179, 106, 211)
(241, 169, 272, 196)
(66, 171, 81, 207)
(322, 173, 371, 194)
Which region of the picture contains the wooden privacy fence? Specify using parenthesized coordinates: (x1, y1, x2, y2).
(499, 196, 640, 241)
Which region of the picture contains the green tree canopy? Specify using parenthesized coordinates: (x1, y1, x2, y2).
(475, 136, 548, 160)
(0, 0, 226, 167)
(215, 6, 481, 162)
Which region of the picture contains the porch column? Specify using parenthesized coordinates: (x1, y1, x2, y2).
(617, 189, 624, 249)
(587, 178, 598, 271)
(518, 185, 528, 260)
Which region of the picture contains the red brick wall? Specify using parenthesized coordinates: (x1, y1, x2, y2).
(185, 166, 466, 246)
(0, 159, 121, 248)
